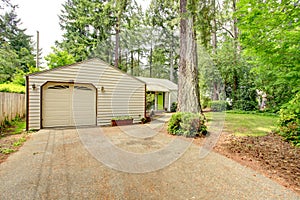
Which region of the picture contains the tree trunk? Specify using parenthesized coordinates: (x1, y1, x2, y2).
(149, 46, 153, 77)
(169, 36, 174, 82)
(119, 39, 122, 68)
(211, 0, 218, 101)
(232, 0, 241, 53)
(125, 51, 128, 73)
(130, 50, 134, 76)
(114, 18, 120, 68)
(178, 0, 201, 113)
(232, 0, 239, 100)
(137, 50, 140, 76)
(213, 82, 219, 100)
(211, 0, 217, 54)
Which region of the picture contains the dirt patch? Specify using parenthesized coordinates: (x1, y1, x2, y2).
(0, 135, 31, 163)
(214, 132, 300, 194)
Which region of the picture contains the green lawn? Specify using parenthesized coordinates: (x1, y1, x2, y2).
(205, 112, 278, 136)
(0, 118, 25, 137)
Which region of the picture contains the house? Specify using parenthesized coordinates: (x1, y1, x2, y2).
(136, 77, 178, 112)
(26, 58, 146, 130)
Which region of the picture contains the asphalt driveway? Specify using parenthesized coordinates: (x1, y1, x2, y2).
(0, 115, 299, 200)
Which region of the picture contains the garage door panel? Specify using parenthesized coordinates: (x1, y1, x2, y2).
(42, 83, 96, 128)
(44, 118, 70, 127)
(72, 84, 96, 125)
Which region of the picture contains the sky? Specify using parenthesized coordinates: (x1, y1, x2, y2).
(13, 0, 67, 62)
(11, 0, 150, 66)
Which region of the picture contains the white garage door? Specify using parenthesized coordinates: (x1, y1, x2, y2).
(42, 82, 96, 128)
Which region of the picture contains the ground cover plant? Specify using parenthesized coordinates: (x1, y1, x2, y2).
(0, 118, 30, 163)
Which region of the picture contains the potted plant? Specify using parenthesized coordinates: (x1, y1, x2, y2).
(111, 116, 133, 126)
(140, 116, 151, 124)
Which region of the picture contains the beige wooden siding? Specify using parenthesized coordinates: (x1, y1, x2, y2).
(97, 67, 145, 125)
(27, 59, 145, 130)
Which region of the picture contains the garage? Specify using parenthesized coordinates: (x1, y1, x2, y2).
(26, 58, 146, 130)
(42, 82, 96, 128)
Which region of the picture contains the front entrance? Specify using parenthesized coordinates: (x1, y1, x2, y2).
(157, 92, 164, 110)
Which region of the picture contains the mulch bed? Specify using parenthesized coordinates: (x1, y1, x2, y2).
(214, 132, 300, 194)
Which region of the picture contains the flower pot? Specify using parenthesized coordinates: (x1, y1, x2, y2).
(111, 119, 133, 126)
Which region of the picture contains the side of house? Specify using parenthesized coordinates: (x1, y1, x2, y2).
(26, 59, 146, 130)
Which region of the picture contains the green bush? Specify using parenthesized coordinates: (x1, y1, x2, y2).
(209, 100, 228, 112)
(168, 112, 207, 137)
(0, 83, 25, 94)
(146, 92, 155, 110)
(232, 82, 257, 111)
(278, 93, 300, 146)
(201, 96, 211, 109)
(226, 109, 277, 117)
(170, 102, 177, 112)
(232, 99, 257, 111)
(167, 112, 182, 135)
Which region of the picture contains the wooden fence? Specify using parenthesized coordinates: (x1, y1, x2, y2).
(0, 92, 25, 125)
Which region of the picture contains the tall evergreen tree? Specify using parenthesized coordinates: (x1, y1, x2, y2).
(58, 0, 115, 61)
(145, 0, 179, 81)
(178, 0, 201, 113)
(0, 4, 35, 83)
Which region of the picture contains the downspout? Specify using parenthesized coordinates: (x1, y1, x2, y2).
(25, 75, 29, 131)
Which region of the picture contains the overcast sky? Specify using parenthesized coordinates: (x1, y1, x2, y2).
(11, 0, 150, 66)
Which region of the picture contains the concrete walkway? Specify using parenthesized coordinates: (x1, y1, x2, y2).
(0, 115, 299, 199)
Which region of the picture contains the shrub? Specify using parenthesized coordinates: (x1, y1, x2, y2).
(209, 100, 228, 112)
(170, 102, 177, 112)
(146, 92, 155, 110)
(226, 109, 277, 116)
(232, 82, 257, 111)
(0, 83, 25, 94)
(167, 112, 182, 135)
(201, 96, 211, 109)
(168, 112, 207, 137)
(232, 99, 257, 111)
(278, 93, 300, 146)
(141, 116, 151, 124)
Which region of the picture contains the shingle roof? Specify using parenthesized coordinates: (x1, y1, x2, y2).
(136, 77, 178, 92)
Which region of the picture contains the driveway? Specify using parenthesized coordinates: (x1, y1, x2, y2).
(0, 114, 299, 200)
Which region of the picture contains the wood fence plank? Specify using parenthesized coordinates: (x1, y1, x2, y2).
(0, 92, 25, 125)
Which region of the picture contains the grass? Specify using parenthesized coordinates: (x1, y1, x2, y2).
(13, 137, 26, 147)
(0, 148, 15, 154)
(0, 118, 28, 160)
(0, 118, 25, 137)
(11, 120, 26, 135)
(205, 111, 278, 136)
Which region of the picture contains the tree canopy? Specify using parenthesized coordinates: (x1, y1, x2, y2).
(0, 1, 36, 83)
(237, 0, 300, 110)
(1, 0, 299, 116)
